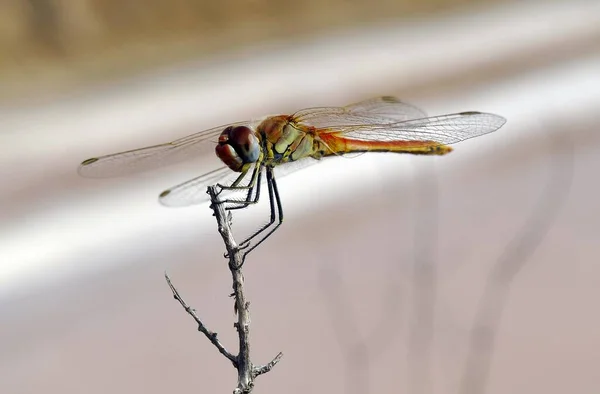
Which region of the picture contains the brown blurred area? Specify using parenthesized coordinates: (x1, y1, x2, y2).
(0, 0, 504, 99)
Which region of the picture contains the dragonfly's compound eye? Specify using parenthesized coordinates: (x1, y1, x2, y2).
(215, 125, 260, 172)
(229, 126, 260, 163)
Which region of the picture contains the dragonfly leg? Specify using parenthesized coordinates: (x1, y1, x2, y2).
(221, 164, 263, 210)
(217, 165, 264, 260)
(237, 168, 275, 247)
(239, 167, 284, 259)
(214, 166, 252, 196)
(209, 163, 257, 208)
(225, 166, 262, 209)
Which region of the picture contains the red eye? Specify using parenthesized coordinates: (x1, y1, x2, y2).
(229, 126, 253, 146)
(215, 126, 260, 171)
(229, 126, 260, 163)
(218, 126, 233, 144)
(215, 143, 243, 171)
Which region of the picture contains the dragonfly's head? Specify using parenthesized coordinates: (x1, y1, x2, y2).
(215, 125, 261, 172)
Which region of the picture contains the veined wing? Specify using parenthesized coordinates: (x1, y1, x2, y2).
(159, 155, 329, 207)
(158, 112, 505, 207)
(324, 112, 507, 145)
(158, 166, 242, 207)
(78, 120, 253, 178)
(292, 96, 505, 146)
(345, 96, 427, 120)
(292, 96, 427, 128)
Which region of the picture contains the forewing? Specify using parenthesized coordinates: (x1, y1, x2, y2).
(344, 96, 427, 120)
(292, 96, 427, 129)
(332, 112, 507, 145)
(158, 166, 242, 207)
(272, 156, 323, 179)
(159, 155, 332, 207)
(78, 121, 252, 178)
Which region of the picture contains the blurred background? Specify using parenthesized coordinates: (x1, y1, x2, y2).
(1, 0, 600, 393)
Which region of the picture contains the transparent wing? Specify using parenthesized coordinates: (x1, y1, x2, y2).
(78, 120, 253, 178)
(272, 155, 326, 178)
(159, 157, 326, 207)
(293, 96, 427, 128)
(329, 112, 507, 145)
(158, 166, 241, 207)
(344, 96, 427, 120)
(292, 96, 505, 146)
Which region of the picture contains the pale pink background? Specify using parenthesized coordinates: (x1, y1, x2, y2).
(2, 114, 599, 394)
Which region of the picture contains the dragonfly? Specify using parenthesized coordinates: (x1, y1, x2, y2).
(79, 96, 506, 255)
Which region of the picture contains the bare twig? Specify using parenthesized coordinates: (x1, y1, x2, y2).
(253, 352, 284, 378)
(165, 185, 282, 394)
(165, 272, 237, 365)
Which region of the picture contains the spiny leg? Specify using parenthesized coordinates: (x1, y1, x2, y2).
(215, 160, 260, 196)
(225, 165, 263, 211)
(240, 167, 284, 257)
(215, 168, 249, 194)
(218, 165, 263, 260)
(237, 167, 276, 247)
(215, 163, 262, 209)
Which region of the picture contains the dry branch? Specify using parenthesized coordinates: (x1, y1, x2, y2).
(165, 185, 282, 394)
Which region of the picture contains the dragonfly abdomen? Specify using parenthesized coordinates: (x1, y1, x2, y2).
(319, 134, 453, 156)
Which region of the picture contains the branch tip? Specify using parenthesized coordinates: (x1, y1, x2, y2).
(253, 352, 284, 378)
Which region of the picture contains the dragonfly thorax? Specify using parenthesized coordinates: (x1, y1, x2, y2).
(257, 115, 326, 164)
(215, 125, 261, 172)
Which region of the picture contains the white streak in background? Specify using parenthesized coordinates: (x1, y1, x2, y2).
(1, 0, 599, 159)
(2, 54, 599, 297)
(1, 1, 600, 296)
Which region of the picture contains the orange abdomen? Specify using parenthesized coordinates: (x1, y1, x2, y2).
(318, 133, 453, 156)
